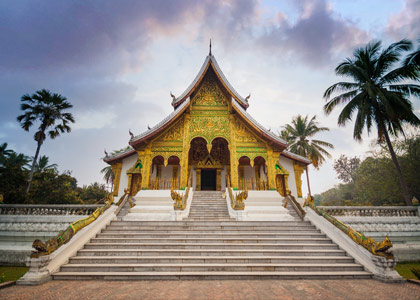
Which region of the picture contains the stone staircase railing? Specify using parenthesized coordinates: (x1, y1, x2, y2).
(318, 206, 419, 217)
(0, 204, 101, 216)
(226, 174, 247, 210)
(283, 193, 306, 220)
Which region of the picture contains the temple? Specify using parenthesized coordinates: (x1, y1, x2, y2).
(104, 51, 311, 199)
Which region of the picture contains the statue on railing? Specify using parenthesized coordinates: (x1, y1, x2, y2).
(304, 194, 394, 259)
(31, 194, 114, 258)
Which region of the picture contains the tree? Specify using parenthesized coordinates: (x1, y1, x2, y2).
(323, 39, 420, 205)
(281, 115, 334, 168)
(404, 36, 420, 68)
(0, 143, 13, 165)
(17, 89, 75, 195)
(33, 155, 58, 173)
(100, 165, 114, 191)
(333, 155, 361, 183)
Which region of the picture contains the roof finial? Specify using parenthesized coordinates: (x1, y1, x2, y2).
(209, 39, 212, 56)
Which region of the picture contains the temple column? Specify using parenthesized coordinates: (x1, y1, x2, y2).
(239, 165, 245, 190)
(229, 114, 239, 189)
(293, 163, 305, 197)
(216, 169, 221, 190)
(111, 162, 122, 196)
(266, 149, 276, 190)
(180, 113, 191, 189)
(140, 148, 152, 189)
(196, 169, 201, 190)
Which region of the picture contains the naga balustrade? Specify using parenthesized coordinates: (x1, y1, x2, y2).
(227, 174, 247, 210)
(30, 192, 129, 258)
(0, 204, 101, 216)
(318, 206, 419, 217)
(172, 174, 191, 210)
(304, 196, 394, 259)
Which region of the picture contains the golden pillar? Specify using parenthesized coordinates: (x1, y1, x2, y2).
(293, 163, 305, 197)
(111, 162, 122, 196)
(239, 165, 245, 190)
(140, 148, 152, 189)
(180, 113, 191, 189)
(266, 149, 276, 189)
(196, 169, 201, 190)
(216, 169, 221, 190)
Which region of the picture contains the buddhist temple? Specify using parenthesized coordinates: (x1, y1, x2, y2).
(104, 48, 311, 201)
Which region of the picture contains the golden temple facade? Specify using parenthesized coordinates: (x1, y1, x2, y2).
(104, 52, 311, 199)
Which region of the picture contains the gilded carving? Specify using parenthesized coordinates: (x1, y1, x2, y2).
(189, 116, 230, 142)
(294, 163, 305, 198)
(158, 118, 184, 141)
(233, 119, 259, 143)
(192, 70, 228, 107)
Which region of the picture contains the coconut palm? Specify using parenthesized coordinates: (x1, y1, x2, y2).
(17, 89, 75, 194)
(100, 165, 114, 191)
(404, 36, 420, 68)
(323, 39, 420, 205)
(0, 143, 13, 166)
(33, 155, 58, 173)
(281, 115, 334, 168)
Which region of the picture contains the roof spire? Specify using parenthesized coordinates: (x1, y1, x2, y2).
(209, 39, 212, 56)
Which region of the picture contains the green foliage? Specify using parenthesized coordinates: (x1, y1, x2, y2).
(17, 89, 75, 193)
(0, 266, 29, 283)
(281, 115, 333, 168)
(333, 155, 360, 183)
(411, 268, 420, 280)
(0, 144, 107, 204)
(77, 182, 108, 204)
(317, 135, 420, 206)
(395, 262, 420, 280)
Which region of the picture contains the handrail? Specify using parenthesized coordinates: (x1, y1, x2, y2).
(226, 173, 247, 210)
(304, 195, 394, 259)
(31, 193, 114, 258)
(283, 192, 306, 220)
(114, 191, 131, 216)
(172, 174, 191, 210)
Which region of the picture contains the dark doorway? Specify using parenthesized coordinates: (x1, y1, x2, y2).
(201, 169, 217, 190)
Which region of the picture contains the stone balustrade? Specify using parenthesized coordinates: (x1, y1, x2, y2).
(318, 206, 419, 217)
(0, 204, 101, 216)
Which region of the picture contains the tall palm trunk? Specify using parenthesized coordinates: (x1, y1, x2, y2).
(382, 126, 412, 205)
(26, 140, 42, 195)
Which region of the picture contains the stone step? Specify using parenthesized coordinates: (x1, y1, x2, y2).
(103, 229, 322, 234)
(77, 249, 347, 257)
(105, 226, 317, 232)
(90, 237, 333, 244)
(53, 271, 372, 280)
(97, 232, 327, 238)
(84, 243, 339, 250)
(69, 255, 355, 264)
(60, 263, 364, 272)
(109, 221, 312, 226)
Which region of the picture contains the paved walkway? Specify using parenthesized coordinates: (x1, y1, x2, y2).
(1, 280, 420, 300)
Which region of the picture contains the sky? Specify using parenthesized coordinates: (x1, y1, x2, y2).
(1, 0, 419, 194)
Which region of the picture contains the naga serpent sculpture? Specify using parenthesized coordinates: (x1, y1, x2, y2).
(304, 196, 393, 259)
(31, 194, 114, 258)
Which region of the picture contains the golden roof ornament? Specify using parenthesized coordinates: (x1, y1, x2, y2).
(209, 39, 212, 56)
(129, 129, 134, 139)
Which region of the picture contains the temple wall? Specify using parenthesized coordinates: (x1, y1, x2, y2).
(118, 154, 138, 197)
(278, 156, 298, 198)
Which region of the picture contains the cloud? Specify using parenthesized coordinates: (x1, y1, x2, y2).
(257, 0, 368, 67)
(386, 0, 420, 40)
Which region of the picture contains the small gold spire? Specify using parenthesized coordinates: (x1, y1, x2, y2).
(209, 39, 212, 56)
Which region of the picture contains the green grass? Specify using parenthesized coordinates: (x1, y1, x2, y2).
(395, 262, 420, 280)
(0, 266, 29, 283)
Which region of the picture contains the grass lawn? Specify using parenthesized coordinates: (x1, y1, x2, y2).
(0, 266, 29, 283)
(395, 262, 420, 280)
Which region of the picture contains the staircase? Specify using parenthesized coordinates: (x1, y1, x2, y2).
(53, 191, 371, 280)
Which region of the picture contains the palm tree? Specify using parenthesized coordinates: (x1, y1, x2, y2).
(0, 143, 13, 166)
(100, 166, 114, 191)
(281, 115, 334, 168)
(33, 155, 58, 173)
(3, 152, 31, 169)
(17, 89, 75, 194)
(323, 39, 420, 205)
(404, 36, 420, 68)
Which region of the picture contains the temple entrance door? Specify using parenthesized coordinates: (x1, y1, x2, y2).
(201, 169, 217, 190)
(130, 174, 142, 196)
(276, 174, 286, 197)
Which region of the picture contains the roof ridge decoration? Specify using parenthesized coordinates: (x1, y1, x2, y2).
(172, 55, 249, 110)
(104, 146, 136, 163)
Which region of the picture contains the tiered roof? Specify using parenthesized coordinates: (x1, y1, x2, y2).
(104, 53, 311, 165)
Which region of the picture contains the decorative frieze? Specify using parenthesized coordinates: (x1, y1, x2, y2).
(0, 205, 100, 216)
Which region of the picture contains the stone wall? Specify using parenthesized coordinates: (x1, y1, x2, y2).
(0, 204, 100, 266)
(319, 206, 420, 261)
